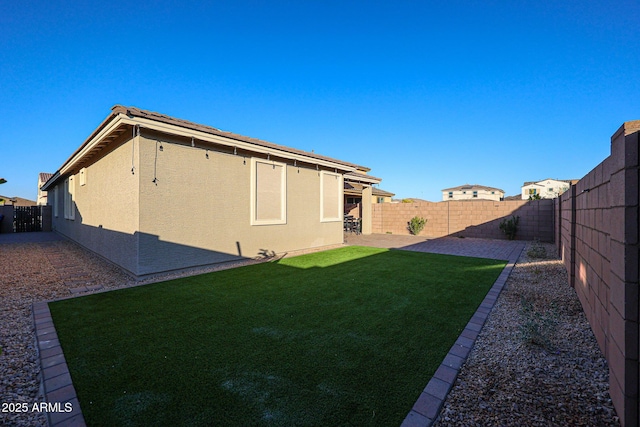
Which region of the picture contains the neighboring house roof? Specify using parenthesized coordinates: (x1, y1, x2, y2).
(397, 198, 431, 203)
(0, 195, 37, 206)
(442, 184, 505, 193)
(503, 194, 523, 201)
(522, 178, 578, 186)
(39, 172, 54, 184)
(43, 105, 375, 190)
(344, 182, 394, 197)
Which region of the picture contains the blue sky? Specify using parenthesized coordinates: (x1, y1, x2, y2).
(1, 0, 638, 201)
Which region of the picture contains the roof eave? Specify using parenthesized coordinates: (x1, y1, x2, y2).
(44, 106, 368, 189)
(344, 172, 382, 184)
(117, 105, 362, 172)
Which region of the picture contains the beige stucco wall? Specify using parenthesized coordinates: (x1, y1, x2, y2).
(522, 179, 570, 199)
(49, 133, 140, 274)
(48, 129, 346, 276)
(374, 195, 392, 203)
(442, 189, 503, 201)
(136, 133, 343, 276)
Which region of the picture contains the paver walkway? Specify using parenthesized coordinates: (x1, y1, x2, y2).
(28, 232, 524, 427)
(1, 232, 105, 295)
(346, 233, 523, 260)
(40, 243, 105, 295)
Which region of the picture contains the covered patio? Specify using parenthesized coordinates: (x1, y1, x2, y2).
(343, 170, 394, 235)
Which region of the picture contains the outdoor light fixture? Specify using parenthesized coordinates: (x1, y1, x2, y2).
(159, 143, 163, 151)
(131, 125, 139, 175)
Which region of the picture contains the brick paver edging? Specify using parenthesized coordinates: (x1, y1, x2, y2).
(400, 242, 525, 427)
(32, 302, 86, 427)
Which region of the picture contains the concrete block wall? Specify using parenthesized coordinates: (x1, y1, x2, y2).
(0, 205, 13, 234)
(372, 199, 554, 241)
(557, 121, 640, 427)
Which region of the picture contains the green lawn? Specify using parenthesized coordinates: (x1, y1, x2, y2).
(49, 246, 506, 426)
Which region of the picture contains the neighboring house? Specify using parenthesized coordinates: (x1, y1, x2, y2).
(343, 172, 395, 218)
(0, 195, 37, 206)
(41, 105, 385, 277)
(442, 184, 504, 201)
(393, 198, 430, 203)
(521, 178, 577, 200)
(37, 172, 54, 205)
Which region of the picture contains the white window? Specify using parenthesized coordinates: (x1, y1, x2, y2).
(320, 171, 342, 222)
(64, 176, 75, 220)
(250, 158, 286, 225)
(52, 188, 58, 218)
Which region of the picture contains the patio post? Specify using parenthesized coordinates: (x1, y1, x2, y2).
(361, 185, 373, 234)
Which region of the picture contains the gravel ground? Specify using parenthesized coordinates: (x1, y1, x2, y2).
(0, 238, 336, 427)
(0, 241, 133, 427)
(434, 241, 620, 426)
(1, 239, 620, 426)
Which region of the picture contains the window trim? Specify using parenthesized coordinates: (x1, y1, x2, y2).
(320, 171, 343, 222)
(52, 188, 58, 218)
(250, 158, 287, 226)
(64, 176, 75, 220)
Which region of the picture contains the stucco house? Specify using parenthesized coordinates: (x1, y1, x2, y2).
(0, 195, 37, 206)
(442, 184, 504, 201)
(521, 178, 576, 199)
(37, 172, 53, 206)
(41, 105, 384, 277)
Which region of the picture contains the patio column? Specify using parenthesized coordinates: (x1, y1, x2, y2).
(361, 185, 373, 235)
